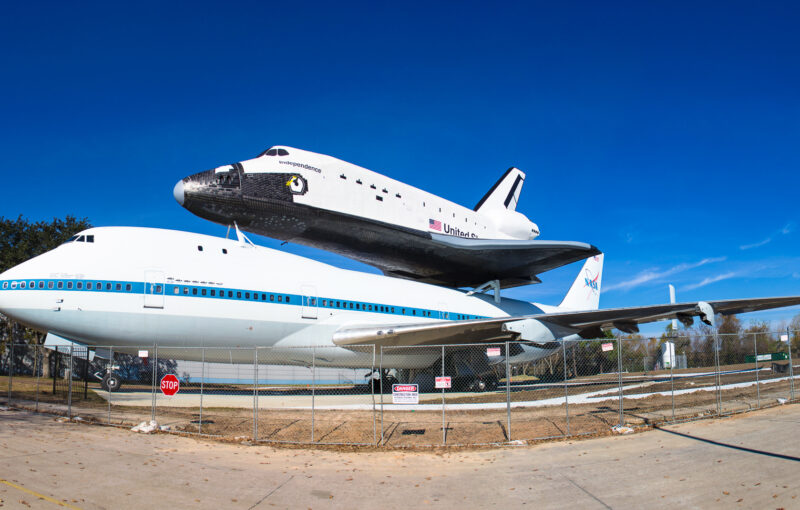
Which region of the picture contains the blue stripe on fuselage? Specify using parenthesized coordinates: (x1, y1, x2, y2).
(0, 278, 488, 321)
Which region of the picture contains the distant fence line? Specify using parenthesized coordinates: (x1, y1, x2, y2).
(0, 330, 797, 447)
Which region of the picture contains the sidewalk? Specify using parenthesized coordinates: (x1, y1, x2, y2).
(0, 404, 798, 509)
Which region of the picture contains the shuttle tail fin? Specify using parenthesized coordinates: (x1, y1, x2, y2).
(559, 254, 604, 310)
(473, 167, 526, 212)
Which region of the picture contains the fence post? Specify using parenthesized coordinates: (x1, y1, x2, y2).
(151, 344, 157, 423)
(379, 346, 384, 446)
(617, 335, 624, 427)
(52, 347, 58, 395)
(669, 337, 675, 421)
(713, 329, 721, 416)
(505, 342, 511, 442)
(199, 348, 204, 434)
(107, 347, 113, 425)
(311, 346, 316, 444)
(67, 343, 73, 420)
(35, 344, 41, 413)
(753, 333, 760, 408)
(7, 342, 13, 405)
(83, 347, 89, 400)
(562, 338, 570, 437)
(371, 345, 376, 445)
(441, 345, 446, 446)
(788, 327, 795, 401)
(253, 348, 258, 441)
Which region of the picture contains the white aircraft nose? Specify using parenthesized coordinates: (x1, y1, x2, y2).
(173, 180, 185, 206)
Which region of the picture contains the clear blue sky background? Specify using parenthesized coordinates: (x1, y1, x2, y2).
(1, 1, 798, 333)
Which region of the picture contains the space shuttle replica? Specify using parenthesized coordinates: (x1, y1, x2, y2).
(173, 146, 600, 290)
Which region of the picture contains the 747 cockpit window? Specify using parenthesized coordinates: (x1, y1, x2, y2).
(61, 234, 95, 244)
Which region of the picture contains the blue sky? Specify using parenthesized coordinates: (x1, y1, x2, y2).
(1, 1, 798, 333)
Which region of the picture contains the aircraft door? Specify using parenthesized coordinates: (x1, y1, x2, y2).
(144, 270, 166, 309)
(301, 285, 317, 319)
(438, 302, 449, 320)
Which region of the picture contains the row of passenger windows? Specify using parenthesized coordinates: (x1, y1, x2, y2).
(315, 298, 434, 316)
(4, 280, 131, 291)
(1, 280, 480, 320)
(174, 286, 290, 303)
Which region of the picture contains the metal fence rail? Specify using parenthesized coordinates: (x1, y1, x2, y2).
(1, 330, 797, 447)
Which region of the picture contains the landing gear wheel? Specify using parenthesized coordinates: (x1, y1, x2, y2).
(468, 379, 489, 392)
(105, 374, 122, 392)
(100, 376, 109, 391)
(371, 375, 398, 394)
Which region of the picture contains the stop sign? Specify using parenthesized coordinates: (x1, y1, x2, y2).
(160, 374, 180, 396)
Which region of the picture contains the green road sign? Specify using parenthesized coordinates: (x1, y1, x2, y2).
(745, 352, 789, 363)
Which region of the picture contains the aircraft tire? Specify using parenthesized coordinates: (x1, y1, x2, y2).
(468, 379, 487, 392)
(371, 376, 398, 394)
(105, 374, 122, 392)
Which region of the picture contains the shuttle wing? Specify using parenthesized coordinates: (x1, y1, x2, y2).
(332, 296, 800, 347)
(383, 235, 601, 289)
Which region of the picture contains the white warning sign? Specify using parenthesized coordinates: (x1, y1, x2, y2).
(392, 384, 419, 404)
(435, 376, 451, 389)
(601, 342, 614, 352)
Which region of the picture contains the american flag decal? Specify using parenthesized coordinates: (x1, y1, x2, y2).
(429, 219, 442, 231)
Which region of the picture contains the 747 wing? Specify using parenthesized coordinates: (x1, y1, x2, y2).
(332, 296, 800, 347)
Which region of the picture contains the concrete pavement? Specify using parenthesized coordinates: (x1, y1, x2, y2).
(0, 404, 798, 509)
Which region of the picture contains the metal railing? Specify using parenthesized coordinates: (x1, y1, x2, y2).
(1, 330, 797, 447)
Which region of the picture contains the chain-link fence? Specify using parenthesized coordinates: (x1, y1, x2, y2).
(1, 331, 796, 447)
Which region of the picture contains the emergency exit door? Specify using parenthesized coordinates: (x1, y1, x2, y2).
(144, 270, 166, 309)
(301, 285, 317, 319)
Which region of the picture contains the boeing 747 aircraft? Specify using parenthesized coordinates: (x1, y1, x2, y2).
(1, 227, 798, 391)
(173, 146, 600, 290)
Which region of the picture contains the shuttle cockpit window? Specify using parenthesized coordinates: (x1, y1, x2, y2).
(258, 147, 290, 157)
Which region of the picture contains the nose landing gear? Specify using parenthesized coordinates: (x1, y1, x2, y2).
(94, 362, 123, 392)
(366, 369, 398, 393)
(101, 373, 122, 392)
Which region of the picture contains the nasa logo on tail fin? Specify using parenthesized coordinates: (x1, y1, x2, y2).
(560, 254, 604, 310)
(473, 167, 526, 213)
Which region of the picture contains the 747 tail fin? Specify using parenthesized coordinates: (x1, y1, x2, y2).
(559, 254, 604, 310)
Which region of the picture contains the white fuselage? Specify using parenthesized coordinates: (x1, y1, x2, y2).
(212, 147, 538, 240)
(0, 227, 565, 369)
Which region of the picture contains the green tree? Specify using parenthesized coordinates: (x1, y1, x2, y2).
(0, 215, 92, 376)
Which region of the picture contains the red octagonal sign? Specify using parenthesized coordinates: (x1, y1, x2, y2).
(160, 374, 180, 396)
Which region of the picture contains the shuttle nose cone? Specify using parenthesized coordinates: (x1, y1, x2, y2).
(173, 180, 185, 206)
